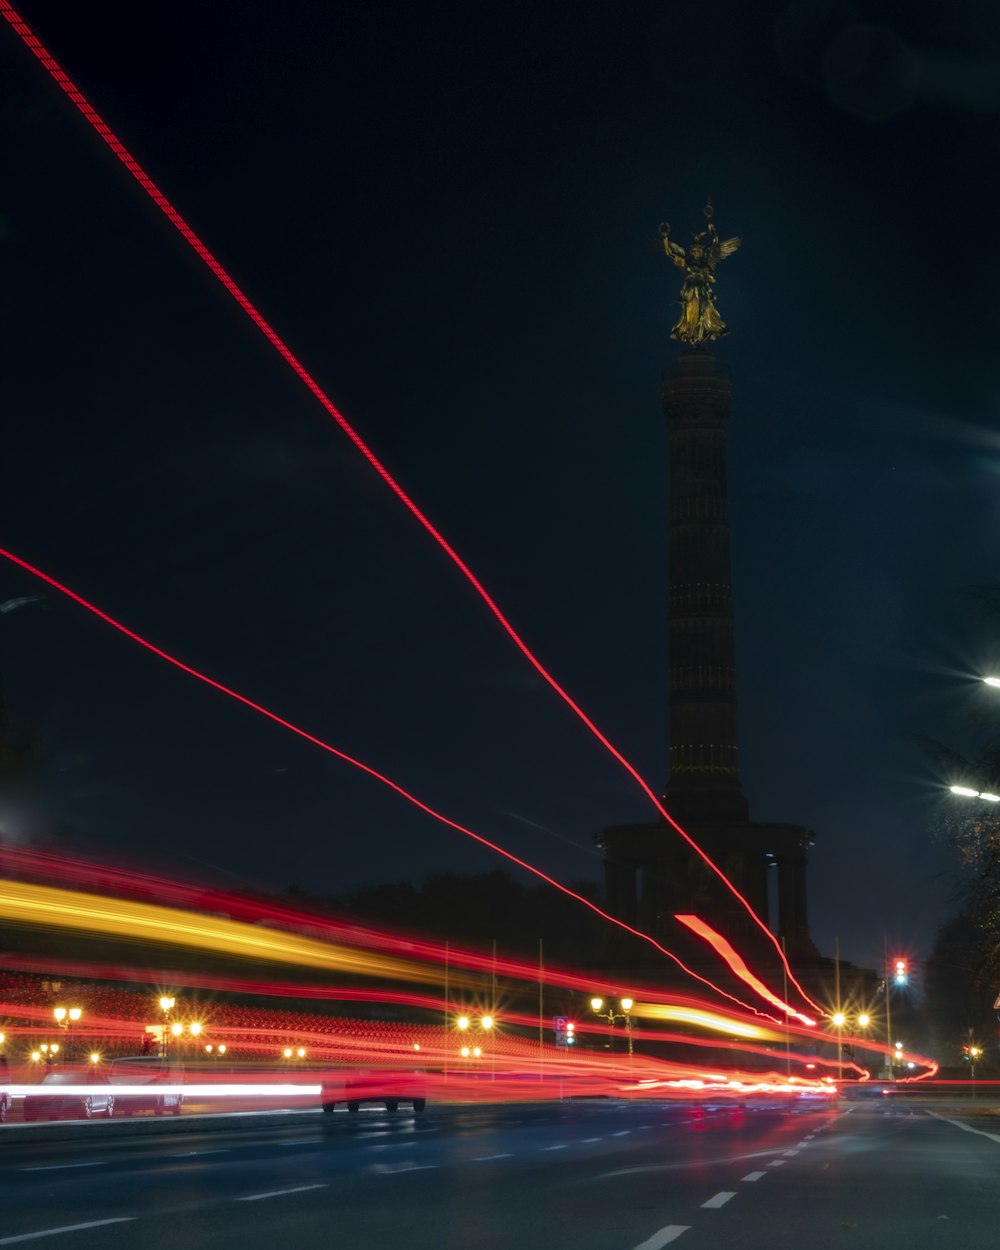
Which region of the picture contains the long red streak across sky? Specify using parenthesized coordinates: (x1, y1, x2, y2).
(0, 544, 776, 1019)
(0, 1, 817, 1014)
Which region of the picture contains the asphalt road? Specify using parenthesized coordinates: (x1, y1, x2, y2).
(2, 1098, 1000, 1249)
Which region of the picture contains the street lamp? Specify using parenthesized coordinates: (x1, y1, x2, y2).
(949, 785, 1000, 802)
(158, 996, 176, 1057)
(53, 1006, 82, 1056)
(591, 995, 634, 1057)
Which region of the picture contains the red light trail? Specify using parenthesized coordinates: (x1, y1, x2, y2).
(0, 556, 774, 1019)
(0, 0, 817, 1015)
(675, 915, 816, 1026)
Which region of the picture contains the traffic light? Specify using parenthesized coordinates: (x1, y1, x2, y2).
(553, 1017, 576, 1048)
(893, 958, 908, 986)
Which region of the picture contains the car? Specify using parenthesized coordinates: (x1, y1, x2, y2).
(23, 1068, 115, 1121)
(0, 1054, 11, 1123)
(108, 1055, 184, 1115)
(322, 1068, 427, 1114)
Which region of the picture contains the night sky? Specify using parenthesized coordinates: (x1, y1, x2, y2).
(2, 0, 998, 972)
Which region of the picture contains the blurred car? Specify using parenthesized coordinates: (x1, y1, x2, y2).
(0, 1054, 10, 1123)
(108, 1055, 184, 1115)
(322, 1068, 426, 1113)
(23, 1067, 115, 1121)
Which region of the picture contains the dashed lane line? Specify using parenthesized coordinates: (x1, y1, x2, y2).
(768, 1159, 785, 1167)
(169, 1149, 231, 1158)
(0, 1219, 135, 1245)
(611, 1130, 632, 1136)
(701, 1192, 736, 1209)
(783, 1149, 799, 1156)
(472, 1153, 512, 1161)
(18, 1162, 107, 1172)
(629, 1224, 689, 1249)
(741, 1171, 766, 1182)
(582, 1137, 603, 1143)
(542, 1144, 567, 1151)
(236, 1184, 328, 1202)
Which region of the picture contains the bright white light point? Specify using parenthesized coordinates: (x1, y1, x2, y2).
(950, 786, 980, 797)
(980, 793, 1000, 802)
(983, 676, 1000, 687)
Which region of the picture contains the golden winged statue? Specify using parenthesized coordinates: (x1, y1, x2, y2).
(659, 200, 741, 345)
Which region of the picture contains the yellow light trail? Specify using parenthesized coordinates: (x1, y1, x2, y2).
(0, 878, 475, 987)
(630, 1001, 786, 1042)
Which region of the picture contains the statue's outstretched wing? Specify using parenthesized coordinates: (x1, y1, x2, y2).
(713, 235, 741, 262)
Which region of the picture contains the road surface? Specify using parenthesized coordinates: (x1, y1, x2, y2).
(2, 1097, 999, 1248)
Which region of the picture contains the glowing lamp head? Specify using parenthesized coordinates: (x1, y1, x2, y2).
(205, 1044, 213, 1053)
(591, 997, 604, 1012)
(472, 1046, 482, 1058)
(0, 1032, 4, 1045)
(170, 1022, 183, 1037)
(950, 786, 980, 797)
(620, 998, 633, 1012)
(413, 1043, 421, 1051)
(68, 1008, 82, 1022)
(983, 676, 1000, 688)
(858, 1014, 870, 1028)
(89, 1052, 101, 1065)
(53, 1007, 66, 1022)
(50, 1043, 59, 1054)
(296, 1047, 306, 1058)
(481, 1015, 494, 1031)
(460, 1046, 470, 1058)
(218, 1045, 227, 1055)
(832, 1012, 846, 1028)
(30, 1051, 40, 1062)
(189, 1021, 203, 1036)
(283, 1048, 293, 1058)
(159, 996, 175, 1012)
(457, 1016, 470, 1031)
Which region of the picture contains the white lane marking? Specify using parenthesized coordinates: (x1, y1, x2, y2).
(639, 1124, 653, 1129)
(796, 1141, 811, 1147)
(783, 1149, 799, 1156)
(611, 1130, 632, 1137)
(371, 1163, 438, 1174)
(0, 1219, 135, 1244)
(926, 1111, 1000, 1145)
(277, 1139, 323, 1147)
(542, 1144, 566, 1151)
(768, 1159, 785, 1167)
(169, 1149, 231, 1158)
(472, 1153, 512, 1161)
(236, 1184, 327, 1202)
(18, 1162, 107, 1173)
(702, 1191, 736, 1209)
(582, 1136, 603, 1143)
(741, 1171, 766, 1182)
(629, 1225, 689, 1249)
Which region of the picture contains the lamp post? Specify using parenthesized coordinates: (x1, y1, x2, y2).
(158, 996, 176, 1056)
(53, 1006, 82, 1057)
(590, 996, 634, 1058)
